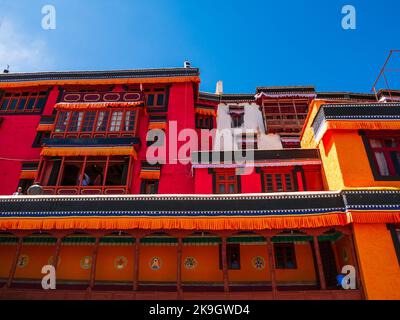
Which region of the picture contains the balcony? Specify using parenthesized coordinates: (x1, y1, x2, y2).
(42, 185, 128, 195)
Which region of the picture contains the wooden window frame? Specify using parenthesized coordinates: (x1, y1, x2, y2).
(32, 131, 51, 148)
(0, 91, 48, 113)
(261, 168, 296, 193)
(361, 130, 400, 181)
(52, 108, 138, 138)
(274, 243, 297, 269)
(195, 114, 214, 129)
(213, 169, 240, 194)
(145, 87, 169, 112)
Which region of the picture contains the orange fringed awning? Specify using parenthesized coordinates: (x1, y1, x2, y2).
(316, 120, 400, 143)
(0, 76, 201, 89)
(55, 101, 143, 110)
(36, 124, 54, 131)
(19, 171, 38, 180)
(139, 170, 161, 180)
(0, 212, 349, 231)
(347, 210, 400, 224)
(41, 146, 137, 159)
(148, 122, 167, 130)
(195, 108, 216, 117)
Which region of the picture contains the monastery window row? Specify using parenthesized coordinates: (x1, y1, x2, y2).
(53, 109, 138, 138)
(0, 91, 47, 113)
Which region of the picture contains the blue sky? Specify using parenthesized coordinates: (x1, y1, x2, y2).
(0, 0, 399, 94)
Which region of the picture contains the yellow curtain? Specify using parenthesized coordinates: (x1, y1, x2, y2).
(41, 146, 137, 159)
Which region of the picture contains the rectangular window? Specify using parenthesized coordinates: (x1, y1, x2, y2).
(196, 114, 214, 129)
(274, 243, 297, 269)
(388, 224, 400, 265)
(32, 131, 50, 148)
(215, 170, 239, 194)
(219, 243, 241, 270)
(0, 92, 47, 113)
(262, 171, 295, 193)
(230, 113, 244, 128)
(141, 180, 159, 194)
(366, 136, 400, 178)
(145, 88, 167, 111)
(52, 109, 137, 137)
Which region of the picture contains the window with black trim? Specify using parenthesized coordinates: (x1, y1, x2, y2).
(141, 180, 159, 194)
(363, 133, 400, 179)
(219, 243, 240, 270)
(388, 224, 400, 264)
(262, 170, 295, 193)
(195, 114, 214, 129)
(145, 88, 167, 111)
(215, 169, 239, 194)
(32, 131, 51, 148)
(0, 91, 48, 113)
(274, 243, 297, 269)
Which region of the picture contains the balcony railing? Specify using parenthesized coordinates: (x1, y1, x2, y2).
(42, 186, 128, 196)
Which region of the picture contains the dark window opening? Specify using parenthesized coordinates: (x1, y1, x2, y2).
(0, 91, 48, 113)
(18, 179, 34, 194)
(141, 180, 159, 194)
(196, 114, 214, 129)
(231, 113, 244, 128)
(32, 131, 50, 148)
(274, 243, 297, 269)
(219, 243, 241, 270)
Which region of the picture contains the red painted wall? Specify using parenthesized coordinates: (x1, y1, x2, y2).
(157, 83, 196, 194)
(42, 86, 59, 116)
(241, 170, 262, 193)
(0, 115, 41, 195)
(194, 168, 213, 194)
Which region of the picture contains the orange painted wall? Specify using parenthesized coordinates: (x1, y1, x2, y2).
(275, 243, 317, 284)
(14, 245, 54, 280)
(95, 245, 134, 282)
(57, 245, 93, 281)
(333, 235, 355, 272)
(353, 223, 400, 300)
(139, 245, 177, 282)
(0, 244, 17, 280)
(182, 245, 223, 282)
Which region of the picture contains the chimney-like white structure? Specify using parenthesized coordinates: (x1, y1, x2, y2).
(184, 61, 191, 68)
(216, 80, 223, 95)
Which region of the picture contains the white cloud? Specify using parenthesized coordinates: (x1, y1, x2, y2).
(0, 18, 53, 72)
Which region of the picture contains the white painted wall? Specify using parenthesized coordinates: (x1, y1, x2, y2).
(213, 102, 283, 151)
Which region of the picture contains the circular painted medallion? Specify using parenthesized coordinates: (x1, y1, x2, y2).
(114, 256, 128, 270)
(184, 257, 197, 270)
(149, 257, 162, 270)
(252, 256, 265, 270)
(17, 254, 29, 268)
(80, 256, 92, 270)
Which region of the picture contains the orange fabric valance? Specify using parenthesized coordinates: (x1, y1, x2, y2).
(347, 210, 400, 224)
(139, 170, 161, 180)
(0, 76, 200, 89)
(55, 101, 143, 110)
(148, 122, 167, 130)
(195, 108, 216, 117)
(41, 146, 137, 159)
(36, 124, 54, 132)
(19, 170, 38, 180)
(0, 212, 349, 231)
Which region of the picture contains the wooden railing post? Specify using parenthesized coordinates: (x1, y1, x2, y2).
(266, 237, 278, 298)
(312, 234, 327, 290)
(133, 236, 141, 292)
(6, 236, 24, 288)
(221, 236, 229, 293)
(89, 236, 101, 290)
(177, 237, 183, 299)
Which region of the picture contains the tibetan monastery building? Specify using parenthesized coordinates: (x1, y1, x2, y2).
(0, 67, 399, 300)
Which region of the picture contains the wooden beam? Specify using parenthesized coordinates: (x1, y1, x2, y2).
(52, 237, 62, 270)
(133, 237, 140, 291)
(312, 235, 326, 290)
(6, 236, 23, 288)
(348, 232, 364, 298)
(177, 237, 183, 299)
(221, 236, 229, 293)
(89, 237, 100, 290)
(266, 237, 278, 298)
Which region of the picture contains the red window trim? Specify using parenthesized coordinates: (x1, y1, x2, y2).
(214, 169, 240, 194)
(0, 91, 48, 113)
(261, 168, 296, 193)
(274, 243, 297, 269)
